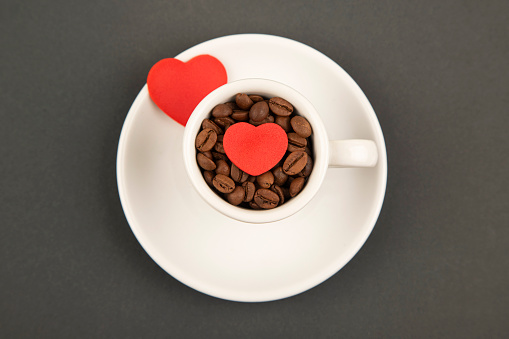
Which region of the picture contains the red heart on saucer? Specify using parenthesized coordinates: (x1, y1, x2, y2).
(223, 123, 288, 176)
(147, 55, 227, 126)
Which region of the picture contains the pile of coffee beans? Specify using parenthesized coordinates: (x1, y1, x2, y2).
(195, 93, 313, 209)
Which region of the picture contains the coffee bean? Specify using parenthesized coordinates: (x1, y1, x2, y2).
(304, 146, 312, 156)
(249, 114, 274, 126)
(289, 177, 306, 197)
(242, 181, 256, 202)
(288, 144, 305, 153)
(231, 110, 249, 121)
(249, 95, 265, 103)
(231, 163, 249, 183)
(288, 132, 307, 148)
(224, 101, 239, 110)
(275, 116, 292, 132)
(299, 155, 313, 177)
(287, 132, 307, 152)
(235, 93, 254, 110)
(249, 201, 261, 209)
(197, 152, 216, 171)
(272, 166, 288, 186)
(281, 187, 291, 200)
(256, 171, 274, 188)
(202, 119, 223, 135)
(213, 174, 235, 193)
(291, 116, 312, 138)
(195, 128, 217, 152)
(212, 152, 228, 161)
(247, 175, 256, 183)
(286, 176, 295, 186)
(249, 101, 269, 122)
(227, 186, 245, 206)
(201, 151, 213, 160)
(254, 188, 279, 209)
(269, 97, 293, 116)
(203, 170, 215, 186)
(214, 142, 225, 154)
(212, 104, 233, 118)
(270, 184, 285, 204)
(283, 151, 308, 175)
(215, 159, 230, 176)
(214, 117, 235, 129)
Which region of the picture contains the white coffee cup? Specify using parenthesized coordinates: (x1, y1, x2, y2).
(183, 78, 378, 223)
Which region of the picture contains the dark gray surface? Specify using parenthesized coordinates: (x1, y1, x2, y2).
(1, 0, 508, 337)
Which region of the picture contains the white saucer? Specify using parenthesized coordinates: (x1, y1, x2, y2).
(117, 34, 387, 302)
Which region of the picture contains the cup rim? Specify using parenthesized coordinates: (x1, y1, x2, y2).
(183, 78, 329, 223)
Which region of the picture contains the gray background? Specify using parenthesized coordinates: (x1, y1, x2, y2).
(1, 0, 508, 337)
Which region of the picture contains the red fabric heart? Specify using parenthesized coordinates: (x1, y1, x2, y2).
(223, 123, 288, 176)
(147, 55, 227, 126)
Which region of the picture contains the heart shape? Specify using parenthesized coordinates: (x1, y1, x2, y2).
(223, 123, 288, 176)
(147, 55, 227, 126)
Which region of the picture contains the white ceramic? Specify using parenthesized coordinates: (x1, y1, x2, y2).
(117, 34, 387, 302)
(183, 78, 378, 223)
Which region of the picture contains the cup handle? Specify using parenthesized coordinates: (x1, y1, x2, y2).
(328, 140, 378, 168)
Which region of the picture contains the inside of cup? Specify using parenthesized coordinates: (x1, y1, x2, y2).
(185, 79, 329, 223)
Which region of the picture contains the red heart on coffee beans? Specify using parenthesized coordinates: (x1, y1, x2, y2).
(147, 55, 227, 126)
(223, 122, 288, 176)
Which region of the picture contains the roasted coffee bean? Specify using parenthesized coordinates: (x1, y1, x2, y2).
(217, 134, 224, 143)
(203, 171, 215, 186)
(227, 186, 245, 206)
(286, 176, 295, 186)
(275, 116, 292, 132)
(283, 151, 308, 175)
(195, 128, 217, 152)
(304, 146, 312, 156)
(213, 174, 235, 193)
(231, 163, 249, 183)
(247, 175, 256, 183)
(287, 132, 307, 152)
(215, 159, 230, 176)
(288, 144, 305, 153)
(224, 102, 239, 110)
(249, 115, 274, 126)
(256, 171, 274, 188)
(249, 201, 261, 209)
(270, 185, 285, 205)
(201, 150, 213, 160)
(254, 188, 280, 209)
(269, 97, 293, 116)
(288, 132, 307, 148)
(272, 166, 288, 186)
(231, 110, 249, 121)
(214, 142, 225, 154)
(212, 103, 233, 118)
(202, 119, 223, 135)
(282, 187, 291, 200)
(299, 155, 313, 177)
(197, 152, 216, 171)
(249, 95, 265, 103)
(249, 101, 269, 122)
(291, 116, 312, 138)
(289, 177, 306, 197)
(214, 117, 235, 129)
(235, 93, 254, 110)
(242, 181, 256, 202)
(212, 152, 228, 161)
